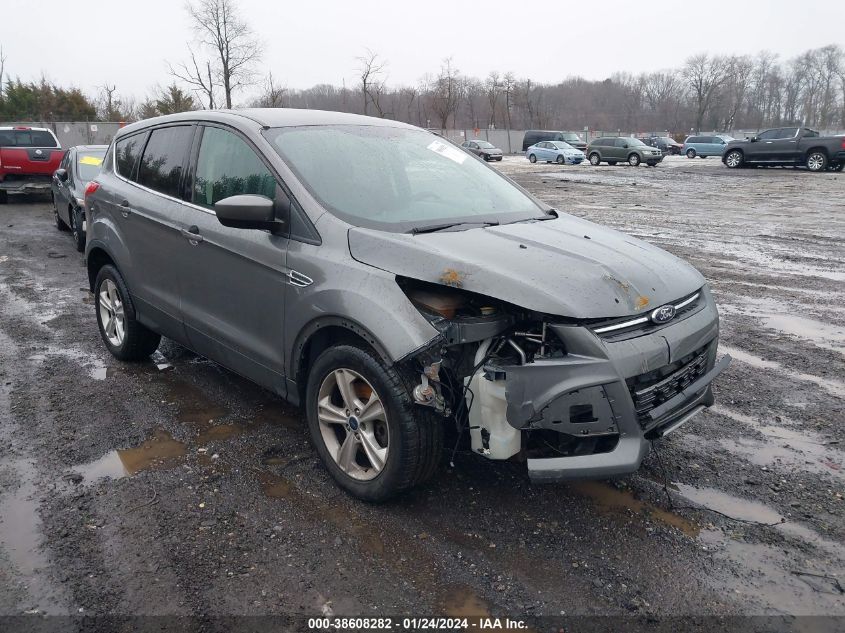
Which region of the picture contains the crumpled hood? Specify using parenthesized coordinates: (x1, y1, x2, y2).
(349, 215, 705, 319)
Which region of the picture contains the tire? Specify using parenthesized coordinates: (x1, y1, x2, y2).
(830, 162, 844, 172)
(686, 149, 696, 159)
(589, 153, 601, 166)
(306, 344, 442, 501)
(556, 155, 565, 165)
(71, 206, 86, 253)
(53, 196, 69, 231)
(528, 154, 537, 163)
(94, 265, 161, 361)
(628, 153, 641, 167)
(806, 151, 827, 172)
(0, 190, 7, 205)
(725, 150, 744, 169)
(482, 154, 490, 162)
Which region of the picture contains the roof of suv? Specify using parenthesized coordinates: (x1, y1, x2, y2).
(117, 108, 417, 137)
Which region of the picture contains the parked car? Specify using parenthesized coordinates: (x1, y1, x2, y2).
(586, 137, 663, 166)
(51, 145, 108, 251)
(722, 127, 845, 172)
(461, 139, 503, 161)
(641, 136, 683, 155)
(525, 141, 585, 165)
(85, 109, 728, 500)
(682, 134, 733, 158)
(522, 130, 586, 152)
(0, 126, 64, 204)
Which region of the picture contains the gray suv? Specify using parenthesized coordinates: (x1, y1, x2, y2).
(587, 137, 663, 166)
(85, 109, 729, 500)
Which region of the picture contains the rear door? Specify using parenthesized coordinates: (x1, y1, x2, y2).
(175, 123, 290, 389)
(116, 125, 194, 341)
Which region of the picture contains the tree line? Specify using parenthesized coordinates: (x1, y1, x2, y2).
(2, 0, 844, 134)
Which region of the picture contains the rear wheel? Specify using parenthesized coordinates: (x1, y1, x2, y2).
(806, 151, 827, 172)
(830, 162, 844, 172)
(528, 154, 537, 163)
(94, 265, 161, 361)
(306, 344, 442, 501)
(589, 153, 601, 166)
(628, 153, 641, 167)
(725, 150, 744, 168)
(0, 190, 7, 205)
(556, 155, 565, 164)
(71, 206, 86, 252)
(686, 149, 696, 159)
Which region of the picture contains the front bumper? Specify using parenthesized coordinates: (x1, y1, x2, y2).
(501, 287, 728, 481)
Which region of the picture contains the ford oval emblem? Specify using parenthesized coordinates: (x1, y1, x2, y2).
(650, 304, 676, 324)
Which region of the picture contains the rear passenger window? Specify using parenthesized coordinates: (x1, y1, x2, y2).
(192, 126, 276, 209)
(137, 126, 193, 198)
(115, 134, 145, 180)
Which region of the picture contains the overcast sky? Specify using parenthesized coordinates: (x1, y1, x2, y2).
(2, 0, 844, 102)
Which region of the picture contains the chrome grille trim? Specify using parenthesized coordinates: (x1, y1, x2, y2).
(592, 292, 701, 335)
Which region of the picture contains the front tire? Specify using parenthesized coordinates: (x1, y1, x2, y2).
(71, 207, 86, 252)
(725, 150, 744, 168)
(306, 344, 442, 501)
(53, 197, 69, 231)
(686, 149, 696, 159)
(628, 153, 641, 167)
(528, 154, 537, 163)
(94, 265, 161, 361)
(556, 155, 565, 165)
(589, 153, 601, 166)
(806, 151, 827, 172)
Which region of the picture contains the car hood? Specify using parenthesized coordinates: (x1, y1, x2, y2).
(348, 215, 704, 319)
(483, 148, 502, 154)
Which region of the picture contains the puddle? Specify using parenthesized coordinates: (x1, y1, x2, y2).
(570, 481, 699, 537)
(0, 458, 69, 613)
(197, 423, 243, 443)
(720, 344, 845, 398)
(673, 483, 783, 525)
(442, 585, 491, 618)
(73, 429, 187, 481)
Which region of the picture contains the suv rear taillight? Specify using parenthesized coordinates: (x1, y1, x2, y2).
(84, 181, 100, 198)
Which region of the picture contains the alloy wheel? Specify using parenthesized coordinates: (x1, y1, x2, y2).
(316, 368, 389, 481)
(98, 279, 126, 347)
(807, 152, 826, 172)
(726, 151, 743, 168)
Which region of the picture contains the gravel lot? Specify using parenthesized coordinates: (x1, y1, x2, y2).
(0, 155, 843, 627)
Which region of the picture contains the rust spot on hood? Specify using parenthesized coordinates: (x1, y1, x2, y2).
(439, 268, 465, 288)
(635, 295, 650, 310)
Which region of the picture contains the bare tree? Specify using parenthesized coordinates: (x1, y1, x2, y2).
(169, 48, 217, 109)
(250, 71, 287, 107)
(180, 0, 262, 109)
(0, 46, 6, 100)
(485, 71, 501, 128)
(502, 72, 517, 131)
(683, 53, 729, 131)
(357, 49, 388, 116)
(431, 58, 461, 129)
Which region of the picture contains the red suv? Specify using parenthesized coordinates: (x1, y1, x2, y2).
(0, 126, 64, 203)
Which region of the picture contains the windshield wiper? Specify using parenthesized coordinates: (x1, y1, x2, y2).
(408, 221, 499, 235)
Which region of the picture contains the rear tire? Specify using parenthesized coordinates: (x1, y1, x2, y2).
(725, 150, 744, 168)
(94, 265, 161, 361)
(528, 154, 537, 163)
(607, 161, 617, 166)
(589, 153, 601, 166)
(830, 162, 844, 172)
(306, 344, 442, 501)
(686, 149, 696, 159)
(806, 151, 827, 172)
(628, 153, 641, 167)
(71, 206, 86, 253)
(0, 190, 7, 205)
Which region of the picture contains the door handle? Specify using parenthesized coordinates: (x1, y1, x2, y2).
(120, 200, 131, 218)
(181, 226, 204, 244)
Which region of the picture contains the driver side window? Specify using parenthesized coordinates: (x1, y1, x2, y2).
(192, 126, 277, 209)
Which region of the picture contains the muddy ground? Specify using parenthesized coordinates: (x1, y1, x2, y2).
(0, 155, 843, 629)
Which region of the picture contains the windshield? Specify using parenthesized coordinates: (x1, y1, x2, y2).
(552, 141, 574, 150)
(264, 125, 542, 232)
(563, 133, 581, 142)
(474, 141, 495, 149)
(626, 138, 647, 147)
(77, 150, 107, 181)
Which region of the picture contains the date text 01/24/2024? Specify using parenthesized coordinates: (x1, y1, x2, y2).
(308, 617, 528, 630)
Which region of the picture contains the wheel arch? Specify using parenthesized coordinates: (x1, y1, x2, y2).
(86, 244, 117, 292)
(805, 146, 829, 159)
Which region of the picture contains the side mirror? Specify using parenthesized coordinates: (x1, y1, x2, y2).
(55, 168, 68, 182)
(623, 144, 629, 149)
(214, 194, 287, 233)
(749, 136, 758, 142)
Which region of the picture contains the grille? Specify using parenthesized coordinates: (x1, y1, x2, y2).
(591, 290, 703, 342)
(628, 347, 709, 427)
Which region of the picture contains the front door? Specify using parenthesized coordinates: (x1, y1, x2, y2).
(175, 124, 289, 391)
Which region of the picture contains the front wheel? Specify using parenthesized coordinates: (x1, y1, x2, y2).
(94, 265, 161, 361)
(54, 197, 68, 231)
(725, 150, 744, 168)
(806, 151, 827, 172)
(482, 154, 490, 162)
(589, 153, 601, 166)
(686, 149, 696, 159)
(556, 155, 565, 165)
(528, 154, 537, 163)
(628, 153, 641, 167)
(306, 345, 442, 501)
